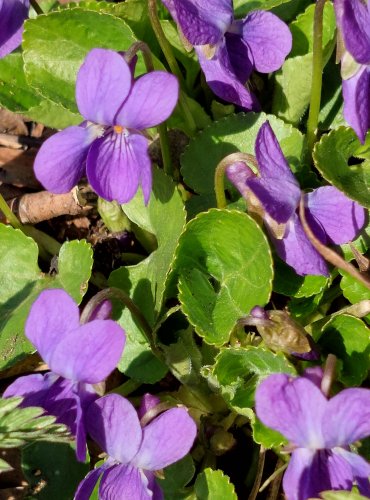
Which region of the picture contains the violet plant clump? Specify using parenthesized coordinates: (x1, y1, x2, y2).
(162, 0, 292, 109)
(34, 48, 179, 204)
(255, 372, 370, 499)
(74, 393, 197, 499)
(0, 0, 370, 498)
(0, 0, 29, 58)
(4, 289, 126, 461)
(334, 0, 370, 143)
(227, 121, 366, 276)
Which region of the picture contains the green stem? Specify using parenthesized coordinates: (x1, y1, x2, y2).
(148, 0, 197, 135)
(0, 194, 22, 230)
(306, 0, 326, 156)
(30, 0, 43, 15)
(214, 153, 257, 209)
(111, 379, 142, 397)
(80, 287, 156, 352)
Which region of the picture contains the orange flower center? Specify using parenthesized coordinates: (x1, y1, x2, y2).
(114, 125, 124, 134)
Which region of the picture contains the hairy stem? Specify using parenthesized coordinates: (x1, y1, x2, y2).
(299, 197, 370, 291)
(306, 0, 326, 156)
(214, 153, 257, 209)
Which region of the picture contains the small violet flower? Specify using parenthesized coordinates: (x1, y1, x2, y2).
(255, 373, 370, 499)
(162, 0, 292, 109)
(74, 393, 197, 499)
(0, 0, 29, 58)
(227, 121, 366, 276)
(334, 0, 370, 143)
(4, 289, 125, 461)
(34, 48, 179, 204)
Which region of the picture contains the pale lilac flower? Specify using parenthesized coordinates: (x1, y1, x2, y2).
(255, 373, 370, 499)
(334, 0, 370, 143)
(4, 289, 125, 461)
(227, 122, 366, 276)
(34, 48, 179, 204)
(0, 0, 29, 58)
(162, 0, 292, 109)
(74, 393, 197, 499)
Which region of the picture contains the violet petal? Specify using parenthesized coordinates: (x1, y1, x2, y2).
(241, 10, 292, 73)
(255, 373, 327, 448)
(99, 464, 152, 500)
(170, 0, 233, 46)
(305, 186, 366, 245)
(34, 126, 93, 194)
(87, 131, 152, 205)
(0, 0, 29, 59)
(195, 43, 260, 110)
(224, 29, 253, 83)
(336, 449, 370, 497)
(49, 320, 125, 384)
(283, 449, 352, 500)
(74, 465, 106, 500)
(322, 388, 370, 447)
(25, 289, 80, 367)
(271, 213, 329, 276)
(248, 122, 300, 222)
(3, 373, 53, 407)
(283, 449, 329, 500)
(342, 66, 370, 144)
(137, 393, 161, 420)
(116, 71, 179, 130)
(87, 394, 142, 464)
(340, 0, 370, 65)
(76, 48, 132, 126)
(133, 407, 197, 471)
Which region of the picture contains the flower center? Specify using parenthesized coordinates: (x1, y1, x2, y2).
(114, 125, 125, 134)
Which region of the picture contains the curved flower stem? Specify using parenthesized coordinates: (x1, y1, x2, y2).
(306, 0, 326, 157)
(321, 353, 337, 397)
(30, 0, 43, 15)
(248, 446, 266, 500)
(299, 196, 370, 291)
(148, 0, 197, 135)
(263, 459, 287, 498)
(0, 193, 22, 230)
(125, 41, 173, 176)
(214, 153, 258, 208)
(80, 287, 156, 351)
(111, 379, 142, 397)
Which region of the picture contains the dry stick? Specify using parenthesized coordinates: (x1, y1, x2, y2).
(299, 196, 370, 291)
(7, 189, 93, 224)
(247, 446, 266, 500)
(214, 153, 258, 209)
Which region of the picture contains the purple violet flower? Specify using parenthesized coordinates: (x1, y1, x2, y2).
(334, 0, 370, 143)
(4, 289, 126, 461)
(227, 121, 366, 276)
(162, 0, 292, 109)
(74, 393, 197, 499)
(255, 373, 370, 499)
(0, 0, 29, 58)
(34, 48, 179, 204)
